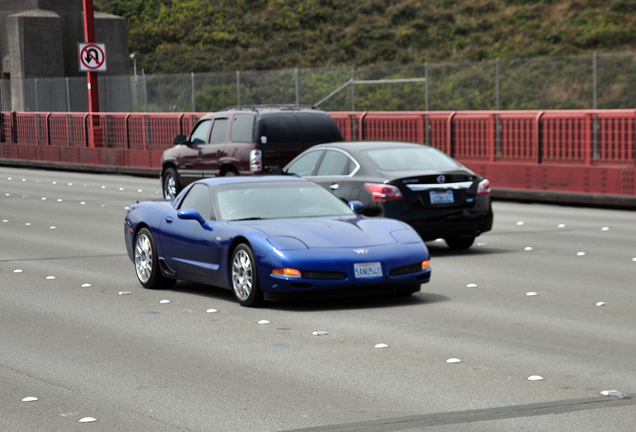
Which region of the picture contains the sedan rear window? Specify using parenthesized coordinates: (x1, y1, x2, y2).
(365, 147, 460, 171)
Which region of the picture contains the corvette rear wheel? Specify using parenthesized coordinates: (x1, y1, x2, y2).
(134, 228, 175, 289)
(231, 244, 263, 307)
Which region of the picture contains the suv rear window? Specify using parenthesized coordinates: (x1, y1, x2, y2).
(296, 112, 344, 146)
(260, 114, 300, 144)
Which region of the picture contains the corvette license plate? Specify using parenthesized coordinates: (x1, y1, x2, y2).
(354, 262, 382, 278)
(430, 190, 454, 205)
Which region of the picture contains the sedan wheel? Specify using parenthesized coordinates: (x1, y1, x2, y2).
(231, 244, 263, 307)
(134, 228, 175, 288)
(445, 236, 475, 250)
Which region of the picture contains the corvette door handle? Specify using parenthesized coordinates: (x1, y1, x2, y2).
(329, 183, 339, 190)
(165, 217, 173, 223)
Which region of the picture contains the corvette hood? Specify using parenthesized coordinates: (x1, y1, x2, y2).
(235, 216, 404, 248)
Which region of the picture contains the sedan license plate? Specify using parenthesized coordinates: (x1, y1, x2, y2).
(430, 190, 454, 205)
(354, 262, 383, 279)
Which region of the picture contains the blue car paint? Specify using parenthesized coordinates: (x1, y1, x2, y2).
(124, 176, 431, 295)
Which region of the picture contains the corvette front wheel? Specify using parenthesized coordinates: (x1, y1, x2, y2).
(231, 244, 263, 307)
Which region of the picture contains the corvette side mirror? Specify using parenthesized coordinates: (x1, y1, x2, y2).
(348, 200, 364, 213)
(178, 209, 213, 231)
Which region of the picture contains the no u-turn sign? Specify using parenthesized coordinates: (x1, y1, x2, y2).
(78, 43, 107, 72)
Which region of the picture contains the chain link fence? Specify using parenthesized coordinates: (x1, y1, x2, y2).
(2, 52, 635, 113)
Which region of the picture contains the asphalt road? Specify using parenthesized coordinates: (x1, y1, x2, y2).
(1, 167, 634, 432)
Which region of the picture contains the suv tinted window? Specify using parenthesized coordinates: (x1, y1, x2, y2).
(296, 112, 344, 147)
(180, 183, 214, 219)
(190, 119, 211, 144)
(231, 114, 255, 142)
(260, 114, 299, 144)
(209, 118, 228, 144)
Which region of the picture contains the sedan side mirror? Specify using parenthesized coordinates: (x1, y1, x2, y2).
(173, 134, 187, 145)
(348, 200, 364, 213)
(178, 209, 213, 231)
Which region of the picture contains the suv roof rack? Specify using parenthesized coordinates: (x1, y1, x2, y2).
(222, 104, 317, 111)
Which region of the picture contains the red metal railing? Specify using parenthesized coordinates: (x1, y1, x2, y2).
(1, 110, 635, 168)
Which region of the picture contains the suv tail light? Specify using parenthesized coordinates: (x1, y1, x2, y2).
(477, 179, 491, 195)
(250, 150, 262, 172)
(364, 183, 403, 201)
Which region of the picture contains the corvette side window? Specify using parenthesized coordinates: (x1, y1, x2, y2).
(190, 119, 211, 144)
(180, 184, 214, 220)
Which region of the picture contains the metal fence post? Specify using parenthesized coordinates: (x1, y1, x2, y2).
(66, 77, 71, 112)
(236, 70, 241, 108)
(351, 67, 355, 111)
(191, 72, 196, 112)
(143, 69, 148, 113)
(496, 58, 500, 111)
(295, 67, 299, 106)
(35, 78, 39, 112)
(425, 62, 429, 112)
(593, 52, 597, 110)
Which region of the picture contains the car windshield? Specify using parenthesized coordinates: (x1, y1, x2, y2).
(365, 146, 461, 171)
(216, 182, 355, 221)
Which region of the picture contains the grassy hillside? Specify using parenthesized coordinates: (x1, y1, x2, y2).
(96, 0, 636, 74)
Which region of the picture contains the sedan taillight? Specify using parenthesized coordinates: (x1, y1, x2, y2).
(364, 183, 403, 201)
(477, 179, 491, 195)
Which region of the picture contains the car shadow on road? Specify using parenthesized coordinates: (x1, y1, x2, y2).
(425, 243, 509, 257)
(169, 281, 449, 311)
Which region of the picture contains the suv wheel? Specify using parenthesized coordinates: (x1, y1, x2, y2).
(162, 167, 181, 199)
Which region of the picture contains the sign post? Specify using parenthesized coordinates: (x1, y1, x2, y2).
(82, 0, 102, 147)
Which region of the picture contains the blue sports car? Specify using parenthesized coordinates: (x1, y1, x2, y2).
(124, 176, 431, 307)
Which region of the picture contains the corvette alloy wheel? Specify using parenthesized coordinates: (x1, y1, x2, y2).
(135, 231, 153, 284)
(231, 244, 263, 307)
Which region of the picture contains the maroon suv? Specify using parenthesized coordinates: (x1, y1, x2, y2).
(160, 106, 344, 199)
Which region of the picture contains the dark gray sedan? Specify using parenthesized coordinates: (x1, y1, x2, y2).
(283, 141, 493, 249)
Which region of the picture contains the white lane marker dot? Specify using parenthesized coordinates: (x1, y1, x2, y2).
(46, 276, 56, 280)
(206, 309, 218, 313)
(50, 226, 56, 230)
(467, 283, 477, 288)
(78, 417, 97, 423)
(312, 331, 328, 336)
(14, 269, 23, 273)
(258, 320, 270, 324)
(517, 221, 525, 226)
(21, 397, 38, 402)
(602, 227, 610, 231)
(528, 375, 544, 381)
(577, 252, 586, 256)
(375, 343, 389, 348)
(526, 292, 538, 296)
(82, 283, 92, 288)
(446, 358, 462, 363)
(118, 291, 131, 295)
(558, 224, 565, 228)
(595, 302, 606, 307)
(524, 247, 533, 251)
(160, 299, 171, 304)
